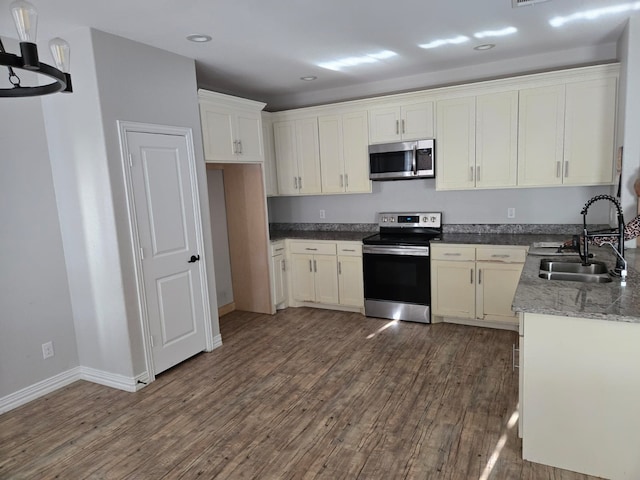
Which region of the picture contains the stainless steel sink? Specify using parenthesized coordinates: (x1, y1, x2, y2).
(538, 259, 612, 283)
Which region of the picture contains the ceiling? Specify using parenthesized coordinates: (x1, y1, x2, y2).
(0, 0, 637, 110)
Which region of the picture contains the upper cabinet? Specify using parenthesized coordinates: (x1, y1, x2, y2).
(436, 91, 518, 191)
(518, 77, 617, 187)
(369, 101, 434, 144)
(261, 112, 278, 196)
(198, 90, 266, 163)
(273, 118, 322, 195)
(318, 111, 371, 194)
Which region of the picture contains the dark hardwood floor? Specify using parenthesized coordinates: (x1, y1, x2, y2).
(0, 308, 601, 479)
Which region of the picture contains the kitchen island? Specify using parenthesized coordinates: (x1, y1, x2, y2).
(513, 247, 640, 480)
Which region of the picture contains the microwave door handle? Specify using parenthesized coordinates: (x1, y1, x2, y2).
(412, 144, 417, 175)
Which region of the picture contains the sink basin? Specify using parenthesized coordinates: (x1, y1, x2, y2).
(538, 259, 612, 283)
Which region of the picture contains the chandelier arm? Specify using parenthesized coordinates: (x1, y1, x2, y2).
(0, 51, 69, 97)
(0, 38, 21, 85)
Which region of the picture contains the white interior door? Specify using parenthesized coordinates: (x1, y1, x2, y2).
(126, 130, 208, 374)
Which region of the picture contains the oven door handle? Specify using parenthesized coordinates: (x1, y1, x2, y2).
(412, 144, 417, 175)
(363, 245, 430, 256)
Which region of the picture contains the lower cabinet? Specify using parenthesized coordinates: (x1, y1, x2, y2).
(288, 240, 363, 312)
(431, 244, 527, 328)
(270, 241, 287, 309)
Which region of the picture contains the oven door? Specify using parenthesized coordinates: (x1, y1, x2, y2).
(363, 245, 431, 323)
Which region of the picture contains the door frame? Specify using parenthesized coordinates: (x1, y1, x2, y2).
(118, 120, 215, 384)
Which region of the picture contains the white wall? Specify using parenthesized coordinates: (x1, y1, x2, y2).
(0, 38, 78, 399)
(268, 181, 612, 226)
(41, 28, 219, 381)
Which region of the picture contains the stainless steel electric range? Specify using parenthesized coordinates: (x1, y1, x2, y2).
(362, 212, 442, 324)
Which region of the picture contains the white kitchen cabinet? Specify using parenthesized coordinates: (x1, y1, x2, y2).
(563, 77, 617, 186)
(198, 90, 265, 163)
(274, 118, 322, 195)
(289, 241, 338, 304)
(368, 101, 434, 144)
(262, 112, 278, 196)
(431, 244, 526, 328)
(270, 241, 287, 309)
(521, 313, 640, 479)
(318, 111, 371, 194)
(436, 91, 518, 191)
(337, 242, 364, 308)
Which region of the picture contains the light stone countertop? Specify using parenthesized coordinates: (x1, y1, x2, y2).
(513, 247, 640, 323)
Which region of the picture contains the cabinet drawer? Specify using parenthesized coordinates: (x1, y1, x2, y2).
(476, 247, 526, 263)
(337, 242, 362, 256)
(289, 241, 336, 255)
(431, 245, 476, 261)
(270, 241, 285, 256)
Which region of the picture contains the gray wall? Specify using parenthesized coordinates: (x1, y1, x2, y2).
(0, 38, 78, 398)
(268, 181, 613, 226)
(207, 170, 234, 307)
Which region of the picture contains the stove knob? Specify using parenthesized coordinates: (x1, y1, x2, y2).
(390, 217, 395, 222)
(422, 216, 427, 222)
(430, 216, 436, 223)
(382, 217, 388, 222)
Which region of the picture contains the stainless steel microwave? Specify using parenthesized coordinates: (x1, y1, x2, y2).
(368, 139, 435, 180)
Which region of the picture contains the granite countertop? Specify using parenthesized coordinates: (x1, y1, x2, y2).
(513, 247, 640, 323)
(270, 230, 376, 242)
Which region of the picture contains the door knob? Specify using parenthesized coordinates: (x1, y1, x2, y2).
(188, 254, 200, 263)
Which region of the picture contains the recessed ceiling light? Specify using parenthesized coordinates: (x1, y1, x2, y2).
(300, 76, 317, 81)
(186, 34, 212, 43)
(474, 43, 496, 51)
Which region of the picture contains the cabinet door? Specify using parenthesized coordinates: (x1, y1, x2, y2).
(342, 111, 371, 193)
(314, 255, 339, 304)
(296, 118, 322, 194)
(563, 77, 617, 186)
(368, 106, 401, 144)
(517, 85, 565, 187)
(271, 253, 286, 306)
(476, 262, 523, 324)
(200, 104, 236, 162)
(235, 110, 264, 162)
(476, 91, 518, 188)
(338, 255, 363, 307)
(431, 260, 476, 318)
(318, 115, 345, 193)
(274, 121, 299, 195)
(435, 97, 476, 190)
(401, 102, 434, 140)
(262, 114, 278, 196)
(290, 254, 315, 302)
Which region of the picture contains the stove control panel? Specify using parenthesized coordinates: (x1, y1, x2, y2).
(377, 212, 442, 228)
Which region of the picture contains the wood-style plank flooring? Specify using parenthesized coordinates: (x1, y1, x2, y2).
(0, 308, 602, 479)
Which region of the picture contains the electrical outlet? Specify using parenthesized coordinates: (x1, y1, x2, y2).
(42, 341, 54, 359)
(319, 209, 326, 219)
(507, 207, 516, 219)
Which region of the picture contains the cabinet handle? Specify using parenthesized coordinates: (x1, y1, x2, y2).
(338, 261, 342, 275)
(444, 252, 461, 256)
(470, 268, 474, 284)
(298, 176, 302, 189)
(556, 161, 561, 178)
(476, 165, 480, 182)
(238, 140, 243, 154)
(478, 269, 482, 284)
(232, 140, 237, 154)
(342, 249, 356, 252)
(395, 120, 399, 134)
(294, 176, 298, 189)
(564, 161, 569, 178)
(402, 119, 405, 134)
(340, 174, 344, 188)
(345, 174, 348, 188)
(469, 166, 474, 182)
(512, 344, 520, 371)
(491, 254, 510, 258)
(305, 248, 318, 251)
(282, 259, 286, 271)
(309, 259, 313, 272)
(274, 247, 284, 252)
(313, 260, 317, 272)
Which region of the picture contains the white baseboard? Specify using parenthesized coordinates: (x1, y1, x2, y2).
(0, 367, 144, 414)
(0, 367, 81, 414)
(211, 334, 223, 350)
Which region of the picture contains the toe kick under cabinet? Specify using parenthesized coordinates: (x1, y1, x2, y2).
(287, 240, 364, 313)
(431, 244, 528, 330)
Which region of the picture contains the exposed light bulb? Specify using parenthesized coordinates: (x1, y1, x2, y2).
(10, 0, 38, 43)
(49, 37, 70, 73)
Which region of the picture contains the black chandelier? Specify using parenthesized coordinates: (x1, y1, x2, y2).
(0, 0, 72, 97)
